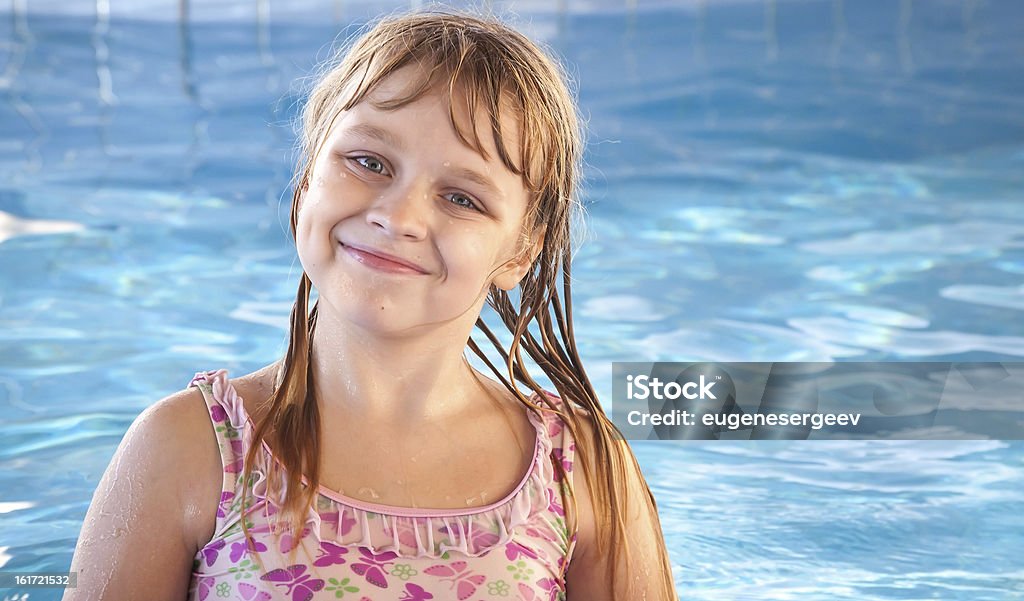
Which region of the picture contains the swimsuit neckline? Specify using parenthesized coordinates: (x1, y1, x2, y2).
(233, 380, 549, 518)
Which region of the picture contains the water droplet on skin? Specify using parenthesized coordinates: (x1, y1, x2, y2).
(358, 486, 381, 499)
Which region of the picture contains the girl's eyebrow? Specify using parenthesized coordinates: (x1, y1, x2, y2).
(450, 165, 504, 200)
(342, 122, 504, 200)
(347, 122, 407, 152)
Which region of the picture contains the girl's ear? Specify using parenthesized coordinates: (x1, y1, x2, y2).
(494, 227, 546, 291)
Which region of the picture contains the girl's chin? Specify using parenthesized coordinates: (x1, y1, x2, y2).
(321, 302, 420, 324)
(324, 304, 477, 334)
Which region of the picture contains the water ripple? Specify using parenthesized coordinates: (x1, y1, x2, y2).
(940, 283, 1024, 312)
(787, 316, 1024, 357)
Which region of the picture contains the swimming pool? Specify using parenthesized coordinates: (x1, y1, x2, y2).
(1, 1, 1021, 599)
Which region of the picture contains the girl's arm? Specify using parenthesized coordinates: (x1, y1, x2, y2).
(62, 387, 217, 601)
(564, 420, 678, 601)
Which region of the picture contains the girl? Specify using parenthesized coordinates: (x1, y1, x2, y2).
(66, 9, 677, 601)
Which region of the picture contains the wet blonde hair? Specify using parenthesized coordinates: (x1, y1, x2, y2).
(237, 7, 676, 599)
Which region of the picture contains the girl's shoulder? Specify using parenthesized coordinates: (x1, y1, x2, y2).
(66, 385, 218, 599)
(543, 391, 641, 568)
(128, 383, 227, 557)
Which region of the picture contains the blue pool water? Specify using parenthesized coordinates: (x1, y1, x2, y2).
(1, 1, 1022, 599)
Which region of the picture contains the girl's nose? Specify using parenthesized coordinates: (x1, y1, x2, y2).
(364, 178, 431, 239)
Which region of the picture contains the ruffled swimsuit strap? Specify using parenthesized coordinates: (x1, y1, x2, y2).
(530, 389, 581, 584)
(189, 369, 251, 540)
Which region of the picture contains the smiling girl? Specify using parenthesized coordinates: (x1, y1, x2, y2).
(66, 9, 678, 601)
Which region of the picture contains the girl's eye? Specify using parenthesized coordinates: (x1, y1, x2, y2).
(447, 193, 482, 213)
(352, 155, 387, 174)
(350, 155, 482, 213)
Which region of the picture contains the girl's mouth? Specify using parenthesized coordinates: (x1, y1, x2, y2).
(340, 242, 429, 275)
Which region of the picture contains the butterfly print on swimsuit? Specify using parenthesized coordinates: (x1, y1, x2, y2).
(217, 491, 235, 519)
(195, 575, 215, 600)
(319, 505, 359, 538)
(231, 539, 268, 562)
(209, 403, 227, 424)
(224, 438, 244, 473)
(423, 560, 486, 600)
(550, 448, 572, 483)
(398, 583, 435, 601)
(517, 578, 562, 601)
(505, 540, 539, 561)
(238, 581, 273, 601)
(517, 582, 539, 601)
(350, 546, 399, 588)
(313, 541, 349, 567)
(278, 525, 312, 554)
(260, 564, 325, 601)
(545, 487, 565, 517)
(200, 539, 226, 567)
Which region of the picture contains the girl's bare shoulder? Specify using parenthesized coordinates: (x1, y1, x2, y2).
(164, 363, 280, 552)
(147, 383, 230, 554)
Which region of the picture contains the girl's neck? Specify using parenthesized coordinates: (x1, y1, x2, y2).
(305, 310, 488, 428)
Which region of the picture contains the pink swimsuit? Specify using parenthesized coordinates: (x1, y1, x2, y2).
(187, 369, 578, 601)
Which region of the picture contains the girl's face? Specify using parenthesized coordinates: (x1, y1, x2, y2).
(295, 65, 536, 336)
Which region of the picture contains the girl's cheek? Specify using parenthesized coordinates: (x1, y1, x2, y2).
(299, 187, 323, 211)
(324, 155, 351, 181)
(295, 211, 312, 246)
(463, 237, 505, 268)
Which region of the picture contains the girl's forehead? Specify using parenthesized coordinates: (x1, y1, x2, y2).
(331, 65, 525, 165)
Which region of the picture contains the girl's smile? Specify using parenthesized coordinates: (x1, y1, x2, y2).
(339, 240, 431, 275)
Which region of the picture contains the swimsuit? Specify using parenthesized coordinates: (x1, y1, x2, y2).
(186, 369, 578, 601)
